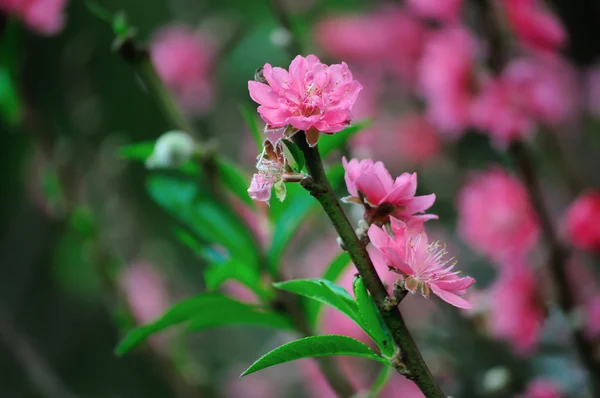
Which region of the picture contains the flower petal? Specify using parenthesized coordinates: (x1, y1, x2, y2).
(355, 174, 388, 205)
(430, 283, 472, 309)
(248, 81, 280, 107)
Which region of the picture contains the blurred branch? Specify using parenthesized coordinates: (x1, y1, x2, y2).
(509, 142, 600, 397)
(292, 131, 445, 398)
(0, 302, 80, 398)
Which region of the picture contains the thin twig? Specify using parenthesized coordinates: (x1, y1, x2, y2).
(293, 132, 444, 398)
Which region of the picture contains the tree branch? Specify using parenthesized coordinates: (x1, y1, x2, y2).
(510, 142, 600, 396)
(292, 132, 444, 398)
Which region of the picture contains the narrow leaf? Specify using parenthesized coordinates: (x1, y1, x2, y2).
(353, 276, 394, 356)
(116, 294, 292, 355)
(217, 158, 253, 206)
(282, 139, 305, 172)
(274, 279, 361, 327)
(241, 335, 387, 376)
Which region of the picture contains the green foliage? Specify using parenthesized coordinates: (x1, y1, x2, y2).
(0, 22, 22, 127)
(353, 277, 394, 356)
(319, 119, 371, 159)
(147, 175, 260, 268)
(116, 293, 292, 355)
(274, 279, 362, 329)
(267, 165, 345, 275)
(216, 158, 253, 206)
(241, 335, 387, 376)
(282, 139, 306, 172)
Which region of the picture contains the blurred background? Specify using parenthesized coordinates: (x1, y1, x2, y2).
(2, 0, 600, 397)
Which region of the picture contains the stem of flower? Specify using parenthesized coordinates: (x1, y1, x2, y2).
(292, 132, 444, 398)
(510, 142, 600, 396)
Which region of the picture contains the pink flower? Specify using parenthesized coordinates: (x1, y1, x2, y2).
(488, 263, 546, 355)
(248, 55, 362, 146)
(342, 157, 436, 224)
(369, 217, 475, 309)
(406, 0, 463, 23)
(150, 25, 214, 116)
(502, 0, 566, 53)
(457, 168, 539, 261)
(248, 141, 288, 203)
(521, 379, 562, 398)
(419, 27, 478, 138)
(470, 77, 535, 146)
(502, 57, 579, 126)
(584, 295, 600, 340)
(0, 0, 68, 35)
(395, 114, 442, 165)
(563, 191, 600, 251)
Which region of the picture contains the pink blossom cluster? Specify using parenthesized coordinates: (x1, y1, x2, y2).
(343, 157, 475, 308)
(314, 1, 578, 148)
(150, 25, 215, 116)
(0, 0, 69, 35)
(563, 191, 600, 252)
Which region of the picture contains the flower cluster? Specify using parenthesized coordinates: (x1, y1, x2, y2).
(343, 158, 474, 308)
(247, 140, 289, 203)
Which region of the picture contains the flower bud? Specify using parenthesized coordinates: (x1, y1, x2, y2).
(146, 130, 196, 169)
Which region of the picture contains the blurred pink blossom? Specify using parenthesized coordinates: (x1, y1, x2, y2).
(120, 263, 169, 325)
(457, 168, 539, 261)
(150, 25, 214, 116)
(503, 57, 579, 126)
(563, 191, 600, 251)
(342, 157, 436, 224)
(419, 27, 478, 138)
(395, 114, 442, 165)
(0, 0, 68, 35)
(369, 217, 475, 308)
(248, 55, 362, 146)
(521, 378, 562, 398)
(488, 263, 546, 355)
(315, 8, 428, 83)
(470, 76, 535, 146)
(502, 0, 566, 53)
(584, 295, 600, 340)
(406, 0, 463, 23)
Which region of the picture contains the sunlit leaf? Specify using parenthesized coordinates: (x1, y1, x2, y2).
(241, 335, 387, 376)
(116, 294, 292, 355)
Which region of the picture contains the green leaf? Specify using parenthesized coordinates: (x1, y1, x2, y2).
(118, 141, 154, 160)
(267, 165, 346, 275)
(353, 276, 394, 356)
(274, 279, 361, 328)
(0, 67, 21, 126)
(282, 139, 305, 172)
(204, 259, 273, 302)
(217, 158, 253, 206)
(147, 175, 259, 268)
(116, 294, 292, 355)
(241, 335, 387, 376)
(319, 119, 371, 159)
(240, 103, 264, 152)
